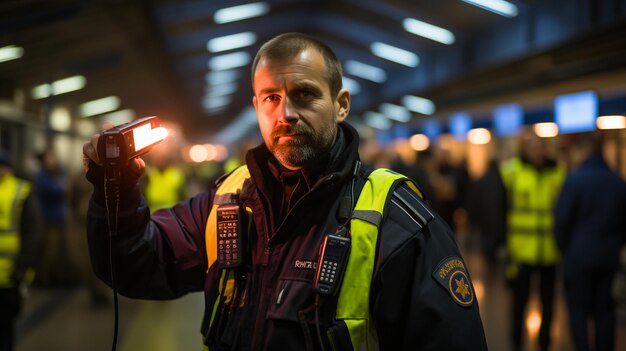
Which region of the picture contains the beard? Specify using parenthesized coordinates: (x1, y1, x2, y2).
(269, 122, 337, 168)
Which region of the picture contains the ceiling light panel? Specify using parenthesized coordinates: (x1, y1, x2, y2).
(345, 60, 387, 83)
(0, 45, 24, 63)
(370, 42, 419, 67)
(207, 32, 257, 53)
(402, 95, 436, 115)
(214, 2, 270, 24)
(206, 70, 240, 85)
(380, 103, 411, 122)
(342, 76, 361, 95)
(208, 52, 251, 71)
(79, 96, 121, 117)
(31, 75, 87, 99)
(403, 18, 455, 45)
(364, 111, 392, 130)
(461, 0, 519, 18)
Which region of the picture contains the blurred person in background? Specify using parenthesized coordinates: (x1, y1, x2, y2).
(429, 146, 470, 234)
(470, 156, 507, 266)
(0, 150, 42, 351)
(554, 132, 626, 351)
(143, 153, 187, 213)
(34, 149, 73, 285)
(497, 128, 566, 351)
(389, 143, 434, 205)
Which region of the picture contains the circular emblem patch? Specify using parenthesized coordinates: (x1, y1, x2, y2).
(448, 270, 474, 306)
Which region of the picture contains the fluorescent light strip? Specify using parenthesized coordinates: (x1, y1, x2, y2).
(206, 82, 238, 96)
(345, 60, 386, 83)
(402, 95, 436, 115)
(403, 18, 455, 45)
(31, 75, 87, 99)
(101, 109, 135, 125)
(342, 76, 361, 95)
(80, 96, 121, 117)
(214, 2, 270, 24)
(203, 95, 232, 110)
(206, 70, 240, 85)
(207, 32, 257, 53)
(0, 45, 24, 63)
(364, 111, 392, 130)
(380, 103, 411, 122)
(209, 52, 251, 71)
(370, 42, 419, 67)
(461, 0, 519, 18)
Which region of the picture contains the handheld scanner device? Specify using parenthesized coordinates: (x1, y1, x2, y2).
(97, 116, 168, 169)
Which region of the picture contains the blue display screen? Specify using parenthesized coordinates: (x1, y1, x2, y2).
(449, 112, 472, 141)
(554, 90, 598, 134)
(493, 103, 523, 136)
(422, 118, 442, 140)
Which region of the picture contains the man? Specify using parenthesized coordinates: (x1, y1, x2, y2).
(83, 32, 487, 350)
(554, 132, 626, 351)
(0, 150, 42, 351)
(496, 129, 565, 351)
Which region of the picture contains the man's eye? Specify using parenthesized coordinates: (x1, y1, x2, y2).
(264, 94, 280, 102)
(294, 90, 315, 100)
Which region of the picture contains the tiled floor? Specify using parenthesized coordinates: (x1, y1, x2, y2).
(13, 246, 626, 351)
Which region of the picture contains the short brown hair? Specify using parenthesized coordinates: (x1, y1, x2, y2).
(251, 32, 343, 97)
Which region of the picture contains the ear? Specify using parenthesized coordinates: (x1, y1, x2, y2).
(335, 89, 350, 123)
(252, 95, 258, 111)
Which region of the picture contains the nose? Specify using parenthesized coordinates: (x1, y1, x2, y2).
(279, 96, 299, 123)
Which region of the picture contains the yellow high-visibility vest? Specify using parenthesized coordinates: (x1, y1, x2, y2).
(0, 173, 31, 288)
(145, 167, 186, 212)
(500, 157, 565, 265)
(204, 165, 420, 350)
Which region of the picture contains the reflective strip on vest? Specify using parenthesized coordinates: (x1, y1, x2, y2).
(336, 168, 406, 351)
(205, 166, 251, 271)
(500, 158, 565, 265)
(204, 167, 409, 350)
(0, 174, 31, 287)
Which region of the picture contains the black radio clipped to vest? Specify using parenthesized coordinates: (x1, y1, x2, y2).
(313, 233, 351, 296)
(216, 203, 245, 268)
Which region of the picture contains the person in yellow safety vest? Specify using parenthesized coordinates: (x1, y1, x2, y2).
(496, 130, 566, 351)
(83, 33, 487, 350)
(144, 156, 187, 213)
(0, 150, 42, 351)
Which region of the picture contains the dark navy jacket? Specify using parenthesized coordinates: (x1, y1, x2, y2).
(86, 123, 487, 350)
(554, 154, 626, 271)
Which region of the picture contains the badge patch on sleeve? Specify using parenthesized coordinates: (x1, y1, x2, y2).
(432, 256, 474, 307)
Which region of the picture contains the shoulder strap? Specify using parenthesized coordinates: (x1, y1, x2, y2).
(205, 165, 250, 269)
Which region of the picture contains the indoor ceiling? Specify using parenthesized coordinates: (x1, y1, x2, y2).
(2, 0, 626, 144)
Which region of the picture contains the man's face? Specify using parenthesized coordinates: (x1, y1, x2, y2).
(252, 47, 349, 170)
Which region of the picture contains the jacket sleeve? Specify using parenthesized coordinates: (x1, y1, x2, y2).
(553, 175, 577, 252)
(86, 161, 212, 300)
(372, 184, 487, 350)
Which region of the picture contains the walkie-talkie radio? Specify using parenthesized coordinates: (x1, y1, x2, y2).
(216, 203, 245, 268)
(313, 234, 351, 295)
